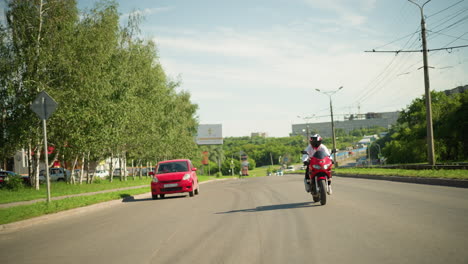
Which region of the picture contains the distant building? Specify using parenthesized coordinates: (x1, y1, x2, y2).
(291, 111, 399, 138)
(251, 132, 267, 138)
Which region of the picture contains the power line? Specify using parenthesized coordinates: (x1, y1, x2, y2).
(431, 14, 468, 34)
(427, 0, 465, 18)
(355, 1, 468, 124)
(427, 30, 468, 41)
(396, 30, 468, 75)
(365, 44, 468, 53)
(354, 29, 420, 104)
(429, 6, 468, 32)
(372, 30, 421, 50)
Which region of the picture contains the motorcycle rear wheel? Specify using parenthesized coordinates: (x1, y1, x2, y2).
(319, 179, 327, 205)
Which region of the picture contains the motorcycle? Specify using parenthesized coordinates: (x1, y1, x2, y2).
(302, 150, 333, 205)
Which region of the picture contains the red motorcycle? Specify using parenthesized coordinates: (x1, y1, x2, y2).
(303, 150, 333, 205)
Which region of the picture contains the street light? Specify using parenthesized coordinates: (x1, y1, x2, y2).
(297, 115, 315, 139)
(408, 0, 436, 166)
(315, 86, 343, 165)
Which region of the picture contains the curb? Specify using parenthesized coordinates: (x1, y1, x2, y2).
(0, 178, 234, 233)
(335, 173, 468, 188)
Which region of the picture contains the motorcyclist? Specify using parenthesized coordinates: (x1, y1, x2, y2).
(302, 134, 333, 195)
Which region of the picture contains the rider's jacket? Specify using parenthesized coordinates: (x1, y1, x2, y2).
(301, 144, 331, 163)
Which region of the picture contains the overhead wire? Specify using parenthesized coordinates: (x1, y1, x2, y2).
(354, 1, 468, 111)
(427, 0, 465, 18)
(342, 1, 425, 113)
(354, 30, 421, 105)
(428, 6, 468, 32)
(344, 1, 468, 114)
(394, 3, 468, 77)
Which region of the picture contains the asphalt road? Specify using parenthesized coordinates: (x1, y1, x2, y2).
(1, 175, 468, 264)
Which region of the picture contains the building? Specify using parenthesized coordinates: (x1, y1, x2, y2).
(291, 111, 399, 138)
(251, 132, 267, 138)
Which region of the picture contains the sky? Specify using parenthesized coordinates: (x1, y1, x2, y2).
(5, 0, 468, 137)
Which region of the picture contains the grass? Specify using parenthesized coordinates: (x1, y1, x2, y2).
(0, 187, 149, 225)
(0, 177, 154, 204)
(334, 167, 468, 179)
(0, 176, 243, 226)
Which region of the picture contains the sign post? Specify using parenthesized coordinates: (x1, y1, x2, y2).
(31, 91, 58, 203)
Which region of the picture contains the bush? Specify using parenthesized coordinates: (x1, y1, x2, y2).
(215, 172, 222, 178)
(93, 177, 102, 184)
(4, 176, 25, 191)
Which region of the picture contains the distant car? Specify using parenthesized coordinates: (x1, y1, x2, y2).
(151, 159, 199, 199)
(93, 170, 109, 178)
(285, 165, 295, 172)
(0, 170, 10, 184)
(113, 168, 128, 177)
(39, 168, 70, 182)
(0, 170, 28, 185)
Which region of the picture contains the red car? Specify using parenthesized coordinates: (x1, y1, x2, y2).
(151, 159, 199, 199)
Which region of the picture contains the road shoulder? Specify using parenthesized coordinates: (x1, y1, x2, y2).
(335, 173, 468, 188)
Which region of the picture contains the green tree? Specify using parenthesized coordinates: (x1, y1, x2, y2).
(381, 90, 467, 164)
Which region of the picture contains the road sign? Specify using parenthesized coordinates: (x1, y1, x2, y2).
(30, 91, 57, 203)
(196, 124, 223, 145)
(31, 91, 58, 120)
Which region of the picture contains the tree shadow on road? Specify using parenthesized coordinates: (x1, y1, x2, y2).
(216, 202, 319, 214)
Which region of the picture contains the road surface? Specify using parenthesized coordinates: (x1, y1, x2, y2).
(1, 175, 467, 264)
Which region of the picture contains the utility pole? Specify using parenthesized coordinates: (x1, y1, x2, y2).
(316, 86, 343, 166)
(408, 0, 436, 166)
(297, 115, 314, 139)
(329, 96, 337, 163)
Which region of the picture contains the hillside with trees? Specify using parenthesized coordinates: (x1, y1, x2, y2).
(375, 89, 467, 164)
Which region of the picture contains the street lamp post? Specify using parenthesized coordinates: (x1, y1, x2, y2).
(408, 0, 436, 166)
(315, 86, 343, 166)
(297, 115, 315, 139)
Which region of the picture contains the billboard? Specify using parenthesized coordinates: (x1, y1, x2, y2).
(196, 124, 223, 145)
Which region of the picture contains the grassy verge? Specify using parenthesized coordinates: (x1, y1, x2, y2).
(0, 187, 150, 225)
(334, 168, 468, 179)
(0, 176, 240, 226)
(0, 177, 154, 204)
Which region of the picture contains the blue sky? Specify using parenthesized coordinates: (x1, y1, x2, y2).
(5, 0, 468, 137)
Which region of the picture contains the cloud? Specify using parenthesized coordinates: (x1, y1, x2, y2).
(302, 0, 375, 26)
(154, 26, 395, 110)
(122, 6, 173, 19)
(146, 9, 466, 137)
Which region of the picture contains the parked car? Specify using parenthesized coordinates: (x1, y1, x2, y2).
(0, 170, 29, 185)
(151, 159, 199, 199)
(39, 168, 71, 182)
(93, 170, 109, 178)
(113, 168, 128, 177)
(285, 165, 295, 172)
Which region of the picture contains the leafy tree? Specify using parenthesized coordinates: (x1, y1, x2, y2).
(1, 0, 199, 187)
(380, 90, 467, 164)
